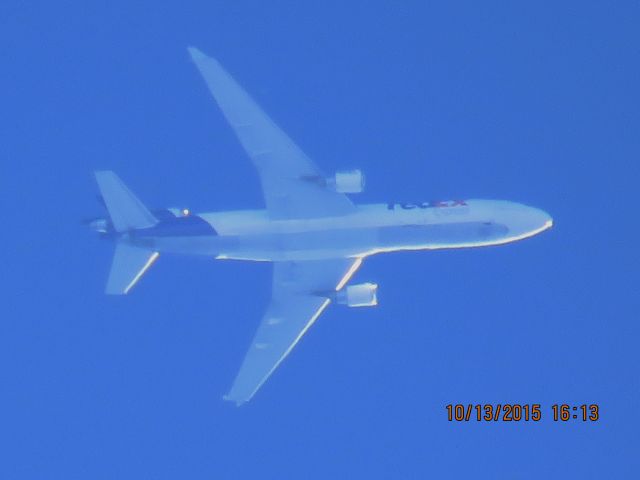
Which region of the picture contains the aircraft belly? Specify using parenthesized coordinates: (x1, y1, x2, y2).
(137, 221, 509, 260)
(218, 228, 378, 261)
(376, 222, 508, 250)
(131, 235, 229, 255)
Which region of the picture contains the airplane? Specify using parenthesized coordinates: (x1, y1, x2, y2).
(90, 47, 553, 405)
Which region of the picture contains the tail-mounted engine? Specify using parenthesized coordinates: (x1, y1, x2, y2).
(336, 283, 378, 307)
(301, 169, 365, 194)
(329, 170, 365, 193)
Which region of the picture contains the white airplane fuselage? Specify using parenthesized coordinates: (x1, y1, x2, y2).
(113, 199, 552, 262)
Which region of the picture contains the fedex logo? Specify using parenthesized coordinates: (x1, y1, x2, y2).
(387, 200, 468, 210)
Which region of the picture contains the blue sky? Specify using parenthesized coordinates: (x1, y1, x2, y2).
(1, 1, 638, 478)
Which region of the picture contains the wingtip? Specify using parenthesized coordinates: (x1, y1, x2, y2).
(223, 394, 246, 407)
(187, 46, 206, 61)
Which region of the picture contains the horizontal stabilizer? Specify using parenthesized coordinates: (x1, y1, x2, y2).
(106, 242, 159, 295)
(94, 171, 158, 232)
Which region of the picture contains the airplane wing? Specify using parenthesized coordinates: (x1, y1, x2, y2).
(224, 257, 363, 405)
(188, 47, 356, 219)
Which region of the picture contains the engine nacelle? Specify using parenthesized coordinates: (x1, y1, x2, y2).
(89, 218, 109, 233)
(331, 169, 365, 194)
(337, 283, 378, 307)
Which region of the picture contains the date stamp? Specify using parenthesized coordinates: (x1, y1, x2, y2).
(445, 404, 599, 422)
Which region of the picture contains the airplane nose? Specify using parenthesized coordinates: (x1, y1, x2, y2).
(520, 206, 553, 239)
(533, 207, 553, 230)
(498, 203, 553, 242)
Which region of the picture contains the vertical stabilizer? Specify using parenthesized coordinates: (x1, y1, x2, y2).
(94, 171, 158, 232)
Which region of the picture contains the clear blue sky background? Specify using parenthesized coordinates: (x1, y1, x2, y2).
(1, 1, 638, 478)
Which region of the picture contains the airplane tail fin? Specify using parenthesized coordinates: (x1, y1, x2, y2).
(94, 170, 158, 232)
(93, 171, 160, 294)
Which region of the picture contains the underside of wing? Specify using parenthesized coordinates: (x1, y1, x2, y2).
(224, 258, 363, 405)
(105, 243, 159, 295)
(188, 47, 356, 220)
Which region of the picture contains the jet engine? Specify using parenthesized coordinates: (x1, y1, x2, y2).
(89, 218, 109, 233)
(336, 283, 378, 307)
(330, 169, 365, 193)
